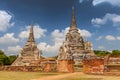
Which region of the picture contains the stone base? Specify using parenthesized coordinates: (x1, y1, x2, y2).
(57, 60, 74, 73)
(82, 59, 104, 74)
(43, 63, 57, 72)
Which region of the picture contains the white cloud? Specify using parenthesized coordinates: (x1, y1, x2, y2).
(116, 37, 120, 40)
(79, 0, 83, 3)
(37, 28, 69, 56)
(98, 46, 104, 49)
(91, 18, 106, 27)
(92, 13, 120, 28)
(93, 0, 120, 7)
(7, 45, 22, 54)
(105, 35, 116, 40)
(0, 10, 14, 31)
(0, 33, 19, 45)
(79, 29, 92, 38)
(37, 27, 92, 56)
(96, 36, 103, 40)
(105, 35, 120, 41)
(37, 41, 62, 56)
(19, 25, 47, 39)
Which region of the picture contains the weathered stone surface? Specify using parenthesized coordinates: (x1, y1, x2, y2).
(57, 60, 74, 73)
(82, 58, 104, 74)
(108, 56, 120, 64)
(58, 7, 95, 65)
(41, 58, 57, 72)
(11, 26, 41, 66)
(0, 66, 43, 72)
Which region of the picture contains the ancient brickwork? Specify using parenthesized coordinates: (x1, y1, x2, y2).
(82, 58, 104, 74)
(0, 66, 43, 72)
(57, 39, 74, 72)
(41, 58, 57, 72)
(57, 60, 74, 73)
(108, 56, 120, 64)
(11, 26, 41, 66)
(58, 7, 95, 65)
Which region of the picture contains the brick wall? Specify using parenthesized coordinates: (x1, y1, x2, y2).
(0, 66, 43, 72)
(82, 59, 104, 74)
(57, 60, 74, 73)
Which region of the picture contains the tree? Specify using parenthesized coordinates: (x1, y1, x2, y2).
(8, 55, 17, 64)
(0, 50, 4, 55)
(94, 50, 111, 57)
(0, 50, 14, 65)
(0, 53, 10, 65)
(112, 50, 120, 55)
(3, 57, 11, 65)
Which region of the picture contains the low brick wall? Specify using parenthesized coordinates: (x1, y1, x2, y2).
(0, 66, 43, 72)
(0, 65, 57, 72)
(82, 59, 104, 74)
(107, 65, 120, 71)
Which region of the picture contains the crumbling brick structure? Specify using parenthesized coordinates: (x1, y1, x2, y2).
(41, 58, 57, 72)
(82, 58, 104, 74)
(57, 60, 74, 73)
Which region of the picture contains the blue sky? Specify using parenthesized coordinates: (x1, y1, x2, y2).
(0, 0, 120, 57)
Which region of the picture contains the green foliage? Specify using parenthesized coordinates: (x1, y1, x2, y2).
(0, 50, 17, 65)
(94, 50, 111, 57)
(94, 50, 120, 57)
(3, 57, 11, 65)
(8, 55, 17, 64)
(112, 50, 120, 55)
(0, 52, 10, 65)
(0, 50, 4, 55)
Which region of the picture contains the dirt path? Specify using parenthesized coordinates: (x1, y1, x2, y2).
(31, 72, 120, 80)
(31, 72, 81, 80)
(32, 72, 102, 80)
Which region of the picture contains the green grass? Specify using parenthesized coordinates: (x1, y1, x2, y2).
(0, 71, 62, 80)
(0, 71, 120, 80)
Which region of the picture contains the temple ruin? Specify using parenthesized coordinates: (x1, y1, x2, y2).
(11, 25, 41, 66)
(58, 7, 95, 65)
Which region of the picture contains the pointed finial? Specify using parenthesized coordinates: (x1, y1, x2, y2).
(72, 6, 74, 10)
(31, 21, 34, 27)
(27, 22, 35, 42)
(70, 6, 77, 30)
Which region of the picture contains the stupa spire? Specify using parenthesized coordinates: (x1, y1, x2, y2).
(70, 6, 77, 30)
(27, 24, 35, 42)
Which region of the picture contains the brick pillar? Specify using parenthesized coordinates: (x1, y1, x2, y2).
(82, 59, 104, 74)
(57, 60, 74, 73)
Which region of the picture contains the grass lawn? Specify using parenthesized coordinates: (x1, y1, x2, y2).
(0, 71, 63, 80)
(0, 71, 120, 80)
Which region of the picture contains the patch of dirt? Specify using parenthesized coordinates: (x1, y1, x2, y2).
(31, 72, 80, 80)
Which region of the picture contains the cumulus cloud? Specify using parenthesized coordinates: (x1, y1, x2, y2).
(37, 27, 69, 56)
(92, 13, 120, 28)
(92, 0, 120, 7)
(37, 27, 92, 56)
(0, 10, 14, 31)
(79, 0, 120, 7)
(79, 29, 92, 38)
(79, 0, 83, 3)
(98, 46, 104, 49)
(7, 45, 22, 54)
(0, 33, 19, 45)
(37, 41, 62, 56)
(105, 35, 116, 41)
(105, 35, 120, 41)
(19, 25, 47, 39)
(96, 36, 103, 40)
(116, 37, 120, 40)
